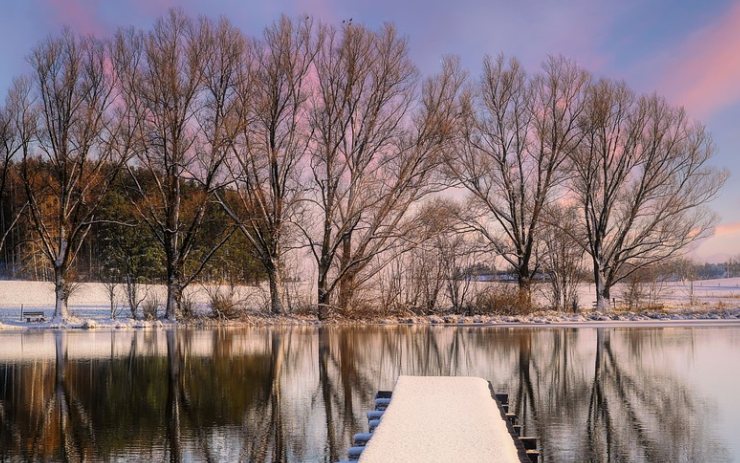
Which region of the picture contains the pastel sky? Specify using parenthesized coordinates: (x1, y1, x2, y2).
(1, 0, 738, 261)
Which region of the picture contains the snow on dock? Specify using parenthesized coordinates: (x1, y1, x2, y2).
(358, 376, 522, 463)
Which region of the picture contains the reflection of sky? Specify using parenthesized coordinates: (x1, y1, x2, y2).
(0, 329, 274, 361)
(1, 0, 738, 260)
(676, 326, 740, 460)
(1, 326, 738, 461)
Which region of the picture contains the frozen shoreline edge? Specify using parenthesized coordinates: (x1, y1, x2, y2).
(1, 308, 740, 331)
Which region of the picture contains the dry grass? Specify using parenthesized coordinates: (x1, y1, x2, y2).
(290, 303, 317, 317)
(141, 295, 160, 320)
(209, 290, 242, 320)
(471, 287, 534, 315)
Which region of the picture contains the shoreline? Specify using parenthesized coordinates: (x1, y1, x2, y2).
(1, 308, 739, 331)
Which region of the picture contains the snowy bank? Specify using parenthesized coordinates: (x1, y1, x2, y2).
(0, 317, 172, 331)
(1, 308, 740, 332)
(381, 308, 740, 326)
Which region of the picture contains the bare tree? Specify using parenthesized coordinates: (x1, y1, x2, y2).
(621, 264, 670, 310)
(0, 79, 32, 253)
(103, 277, 123, 319)
(541, 206, 584, 312)
(672, 257, 698, 306)
(404, 230, 479, 314)
(571, 80, 727, 310)
(442, 234, 478, 313)
(19, 31, 126, 320)
(406, 242, 446, 313)
(377, 254, 405, 311)
(304, 22, 464, 318)
(113, 11, 239, 320)
(217, 16, 316, 314)
(448, 55, 588, 303)
(125, 274, 148, 319)
(411, 199, 478, 313)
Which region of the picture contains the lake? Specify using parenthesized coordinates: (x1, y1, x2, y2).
(1, 324, 739, 462)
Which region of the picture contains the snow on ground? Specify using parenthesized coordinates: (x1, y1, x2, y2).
(567, 277, 740, 309)
(0, 280, 266, 321)
(1, 277, 739, 327)
(359, 376, 521, 463)
(659, 277, 740, 304)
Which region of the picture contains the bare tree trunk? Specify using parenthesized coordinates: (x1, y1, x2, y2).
(317, 254, 334, 319)
(165, 264, 182, 321)
(53, 264, 68, 321)
(338, 271, 357, 312)
(317, 279, 331, 320)
(266, 263, 286, 315)
(518, 267, 533, 309)
(593, 263, 610, 311)
(337, 235, 356, 311)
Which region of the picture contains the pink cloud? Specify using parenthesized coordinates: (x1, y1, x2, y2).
(45, 0, 106, 36)
(690, 221, 740, 262)
(660, 2, 740, 119)
(714, 221, 740, 237)
(129, 0, 176, 16)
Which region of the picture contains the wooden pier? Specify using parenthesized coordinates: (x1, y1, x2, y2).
(340, 376, 539, 463)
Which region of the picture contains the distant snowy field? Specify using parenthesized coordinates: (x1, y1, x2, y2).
(0, 278, 739, 321)
(573, 277, 740, 309)
(0, 280, 266, 321)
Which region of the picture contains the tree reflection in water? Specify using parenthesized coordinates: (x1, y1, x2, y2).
(0, 326, 731, 462)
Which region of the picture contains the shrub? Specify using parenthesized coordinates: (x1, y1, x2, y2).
(209, 288, 242, 320)
(180, 295, 196, 319)
(471, 286, 532, 315)
(142, 295, 160, 320)
(290, 302, 316, 317)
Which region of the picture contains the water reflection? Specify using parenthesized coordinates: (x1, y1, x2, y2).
(0, 326, 733, 462)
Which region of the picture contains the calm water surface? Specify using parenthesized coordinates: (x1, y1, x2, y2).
(1, 325, 739, 462)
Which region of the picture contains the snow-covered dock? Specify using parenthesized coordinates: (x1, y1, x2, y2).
(356, 376, 529, 463)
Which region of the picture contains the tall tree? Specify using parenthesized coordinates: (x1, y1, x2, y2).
(447, 55, 588, 302)
(113, 11, 239, 319)
(0, 79, 32, 253)
(541, 205, 585, 311)
(218, 16, 316, 314)
(19, 31, 126, 320)
(304, 22, 463, 317)
(571, 80, 727, 309)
